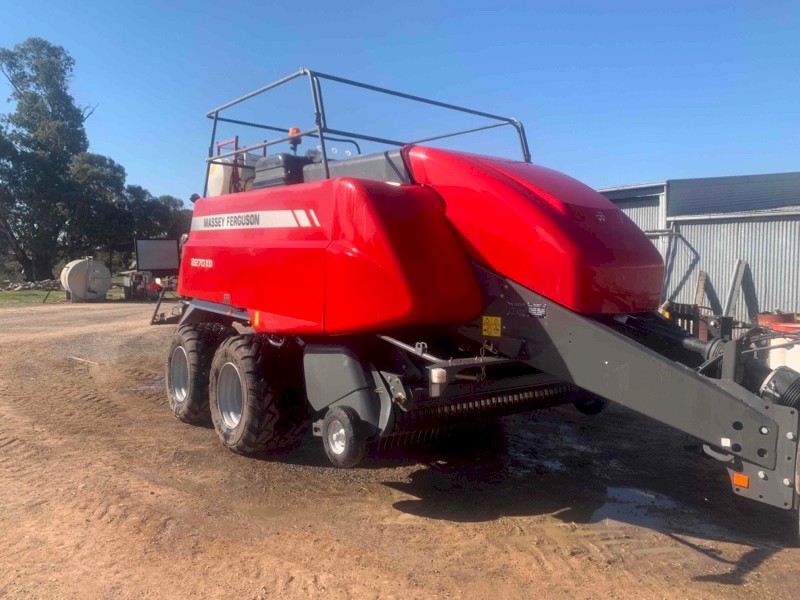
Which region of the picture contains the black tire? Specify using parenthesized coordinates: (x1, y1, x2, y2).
(209, 335, 307, 454)
(572, 391, 608, 416)
(166, 323, 235, 423)
(321, 406, 367, 468)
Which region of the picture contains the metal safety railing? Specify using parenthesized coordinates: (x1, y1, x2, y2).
(203, 68, 531, 196)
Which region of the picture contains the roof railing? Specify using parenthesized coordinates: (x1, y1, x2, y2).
(203, 68, 531, 196)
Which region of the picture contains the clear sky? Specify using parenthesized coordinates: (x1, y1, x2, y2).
(1, 1, 798, 201)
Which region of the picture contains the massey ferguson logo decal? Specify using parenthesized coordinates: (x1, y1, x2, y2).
(595, 211, 606, 222)
(190, 258, 213, 268)
(202, 213, 260, 228)
(191, 209, 320, 231)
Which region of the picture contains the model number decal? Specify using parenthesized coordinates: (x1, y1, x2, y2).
(190, 258, 214, 268)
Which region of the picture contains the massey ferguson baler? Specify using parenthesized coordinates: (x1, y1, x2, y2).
(162, 69, 800, 537)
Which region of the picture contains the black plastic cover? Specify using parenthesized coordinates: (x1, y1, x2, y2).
(252, 153, 312, 189)
(303, 150, 410, 184)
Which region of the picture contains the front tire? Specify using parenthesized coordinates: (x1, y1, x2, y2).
(322, 406, 367, 468)
(209, 335, 306, 454)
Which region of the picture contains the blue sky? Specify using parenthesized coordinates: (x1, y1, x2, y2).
(1, 1, 798, 201)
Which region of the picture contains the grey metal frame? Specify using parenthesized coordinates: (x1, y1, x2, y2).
(459, 264, 799, 510)
(203, 68, 531, 196)
(377, 334, 516, 397)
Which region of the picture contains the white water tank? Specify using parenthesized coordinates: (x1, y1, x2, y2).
(207, 153, 261, 196)
(60, 258, 112, 301)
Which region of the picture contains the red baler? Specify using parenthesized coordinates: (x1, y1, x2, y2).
(159, 70, 800, 538)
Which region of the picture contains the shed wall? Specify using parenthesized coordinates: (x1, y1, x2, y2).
(614, 196, 661, 232)
(600, 173, 800, 323)
(663, 216, 800, 322)
(668, 172, 800, 216)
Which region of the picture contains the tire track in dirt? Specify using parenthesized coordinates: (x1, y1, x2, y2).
(1, 303, 798, 599)
(0, 307, 287, 597)
(0, 309, 310, 595)
(471, 518, 737, 600)
(0, 309, 185, 596)
(361, 421, 789, 598)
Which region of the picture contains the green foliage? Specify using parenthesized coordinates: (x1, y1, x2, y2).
(0, 38, 189, 280)
(66, 152, 129, 257)
(0, 37, 89, 160)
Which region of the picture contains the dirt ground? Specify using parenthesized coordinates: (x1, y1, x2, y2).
(0, 302, 798, 599)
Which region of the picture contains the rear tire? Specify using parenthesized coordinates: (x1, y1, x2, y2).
(166, 323, 234, 423)
(209, 335, 306, 454)
(322, 406, 367, 468)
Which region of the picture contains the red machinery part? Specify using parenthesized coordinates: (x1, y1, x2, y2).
(179, 177, 484, 334)
(403, 147, 665, 314)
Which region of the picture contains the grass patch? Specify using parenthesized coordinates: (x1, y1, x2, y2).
(0, 288, 125, 306)
(0, 290, 56, 305)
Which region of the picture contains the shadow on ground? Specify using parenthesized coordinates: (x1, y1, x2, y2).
(371, 406, 797, 585)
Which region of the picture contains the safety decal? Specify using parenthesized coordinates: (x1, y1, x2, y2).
(507, 301, 547, 318)
(482, 316, 502, 337)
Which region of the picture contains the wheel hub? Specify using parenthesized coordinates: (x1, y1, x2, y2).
(170, 346, 189, 404)
(217, 362, 244, 429)
(327, 420, 346, 455)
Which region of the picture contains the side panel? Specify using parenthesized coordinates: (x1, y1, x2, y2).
(179, 181, 334, 333)
(324, 179, 484, 334)
(302, 344, 394, 439)
(180, 177, 483, 334)
(405, 147, 665, 314)
(303, 345, 373, 412)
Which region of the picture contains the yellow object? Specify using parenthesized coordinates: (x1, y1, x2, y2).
(482, 316, 502, 337)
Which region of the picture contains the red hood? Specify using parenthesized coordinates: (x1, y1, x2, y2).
(403, 146, 664, 314)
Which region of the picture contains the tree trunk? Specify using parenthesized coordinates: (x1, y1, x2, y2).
(18, 256, 34, 281)
(0, 219, 34, 280)
(31, 256, 55, 282)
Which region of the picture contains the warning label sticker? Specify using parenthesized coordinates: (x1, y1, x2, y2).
(482, 316, 502, 337)
(506, 301, 547, 318)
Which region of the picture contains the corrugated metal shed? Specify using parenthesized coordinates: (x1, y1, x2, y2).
(597, 182, 665, 232)
(599, 172, 800, 322)
(616, 196, 662, 232)
(663, 216, 800, 321)
(667, 172, 800, 216)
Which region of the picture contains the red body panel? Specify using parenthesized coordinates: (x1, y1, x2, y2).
(404, 147, 664, 314)
(179, 177, 484, 334)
